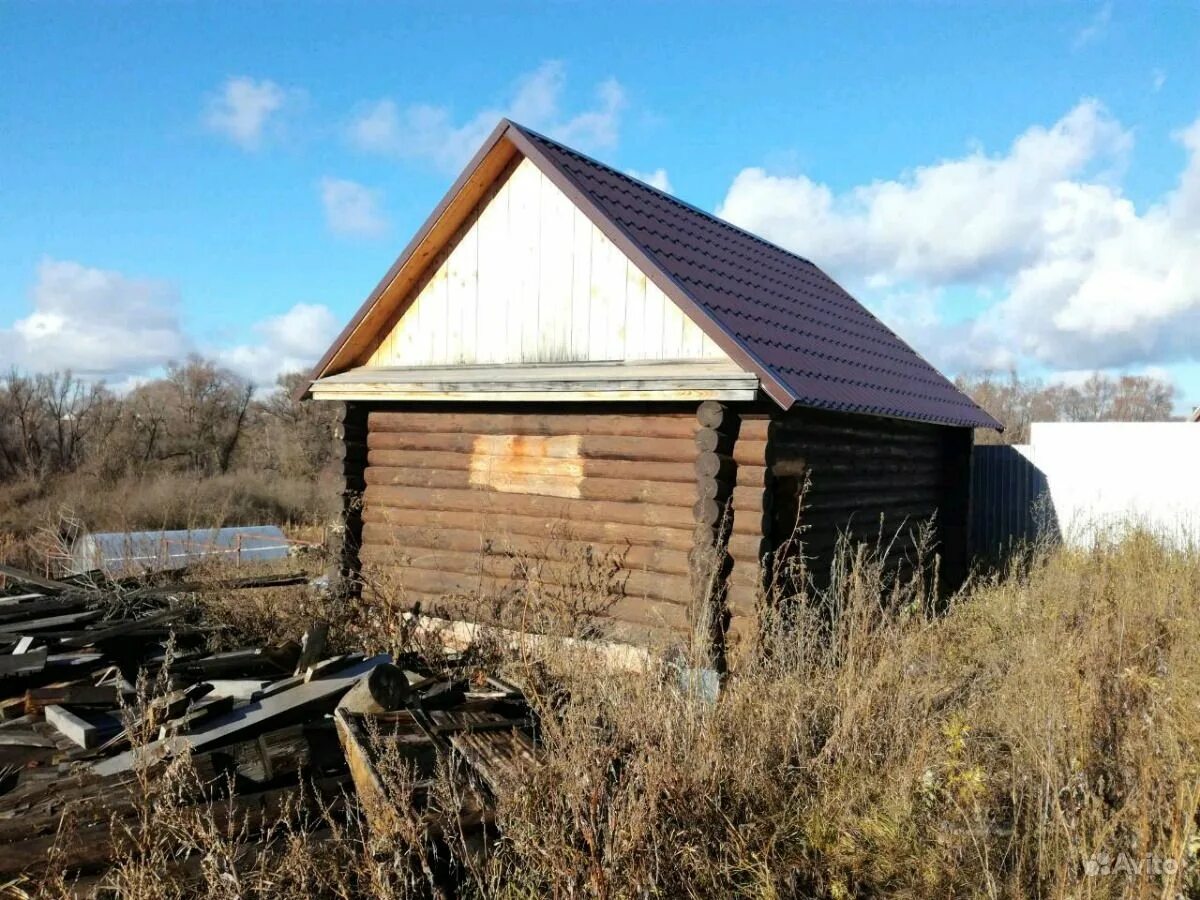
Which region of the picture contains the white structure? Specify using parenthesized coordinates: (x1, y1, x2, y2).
(366, 157, 730, 369)
(68, 526, 291, 576)
(1023, 422, 1200, 548)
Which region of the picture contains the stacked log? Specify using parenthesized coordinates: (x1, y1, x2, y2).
(359, 408, 700, 644)
(330, 403, 368, 593)
(725, 414, 772, 642)
(689, 402, 740, 664)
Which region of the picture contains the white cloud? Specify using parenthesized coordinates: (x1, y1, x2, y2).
(202, 76, 299, 150)
(2, 261, 340, 388)
(217, 303, 340, 386)
(719, 100, 1130, 286)
(627, 167, 673, 193)
(717, 101, 1200, 377)
(319, 177, 389, 238)
(1073, 2, 1112, 49)
(0, 259, 189, 378)
(348, 61, 626, 172)
(1153, 68, 1167, 92)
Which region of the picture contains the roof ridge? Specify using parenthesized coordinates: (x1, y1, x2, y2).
(505, 119, 823, 269)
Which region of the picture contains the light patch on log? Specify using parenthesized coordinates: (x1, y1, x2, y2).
(468, 434, 584, 498)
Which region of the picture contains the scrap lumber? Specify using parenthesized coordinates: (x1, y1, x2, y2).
(93, 654, 391, 775)
(202, 678, 272, 700)
(0, 562, 545, 883)
(126, 571, 310, 600)
(0, 731, 57, 766)
(44, 705, 121, 750)
(449, 728, 538, 794)
(335, 663, 409, 714)
(0, 775, 350, 878)
(0, 564, 75, 594)
(0, 609, 102, 635)
(0, 647, 47, 677)
(333, 672, 539, 841)
(24, 685, 122, 715)
(59, 607, 187, 649)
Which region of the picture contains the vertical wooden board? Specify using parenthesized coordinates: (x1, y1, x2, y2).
(624, 260, 648, 359)
(402, 293, 427, 365)
(448, 218, 479, 364)
(642, 279, 667, 361)
(475, 175, 512, 364)
(425, 250, 452, 365)
(660, 286, 688, 358)
(569, 204, 593, 358)
(584, 230, 626, 360)
(538, 172, 574, 362)
(698, 330, 727, 360)
(607, 254, 630, 360)
(365, 319, 390, 366)
(508, 160, 541, 363)
(679, 305, 706, 358)
(587, 228, 614, 360)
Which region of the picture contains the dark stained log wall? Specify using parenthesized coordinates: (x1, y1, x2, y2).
(358, 404, 702, 645)
(329, 402, 368, 593)
(737, 407, 972, 600)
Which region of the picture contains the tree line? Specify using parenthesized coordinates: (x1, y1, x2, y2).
(0, 361, 1181, 487)
(954, 371, 1179, 444)
(0, 357, 336, 486)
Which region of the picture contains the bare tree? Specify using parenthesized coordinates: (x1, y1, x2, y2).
(958, 370, 1178, 443)
(158, 356, 255, 475)
(254, 372, 337, 477)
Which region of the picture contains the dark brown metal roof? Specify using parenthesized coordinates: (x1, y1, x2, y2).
(508, 122, 1001, 430)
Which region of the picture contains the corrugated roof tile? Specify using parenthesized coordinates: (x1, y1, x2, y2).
(515, 123, 1000, 430)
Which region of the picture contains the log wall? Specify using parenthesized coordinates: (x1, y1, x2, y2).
(343, 400, 972, 657)
(358, 405, 703, 644)
(741, 407, 971, 599)
(329, 402, 368, 594)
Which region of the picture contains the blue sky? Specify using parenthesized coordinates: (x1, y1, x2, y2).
(2, 1, 1198, 406)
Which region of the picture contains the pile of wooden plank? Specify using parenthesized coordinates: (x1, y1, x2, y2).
(0, 562, 540, 884)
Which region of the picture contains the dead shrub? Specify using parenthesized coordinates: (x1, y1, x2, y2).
(19, 525, 1200, 899)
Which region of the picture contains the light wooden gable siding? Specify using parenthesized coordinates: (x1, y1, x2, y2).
(366, 157, 731, 369)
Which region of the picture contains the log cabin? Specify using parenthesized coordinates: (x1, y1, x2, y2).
(299, 119, 1001, 657)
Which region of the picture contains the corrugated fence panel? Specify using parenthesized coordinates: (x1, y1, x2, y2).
(970, 444, 1047, 561)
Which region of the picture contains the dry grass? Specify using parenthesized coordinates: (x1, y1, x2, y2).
(0, 470, 337, 540)
(23, 528, 1200, 898)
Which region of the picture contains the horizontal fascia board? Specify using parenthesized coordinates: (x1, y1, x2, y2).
(309, 361, 758, 403)
(310, 387, 759, 402)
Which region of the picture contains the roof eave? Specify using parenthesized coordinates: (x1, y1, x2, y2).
(295, 119, 522, 401)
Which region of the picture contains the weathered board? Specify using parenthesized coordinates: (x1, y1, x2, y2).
(366, 157, 731, 369)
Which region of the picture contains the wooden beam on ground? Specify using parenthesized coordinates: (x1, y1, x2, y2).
(92, 654, 391, 776)
(60, 607, 188, 649)
(0, 564, 75, 594)
(25, 685, 121, 715)
(0, 609, 102, 636)
(0, 647, 47, 677)
(45, 705, 119, 750)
